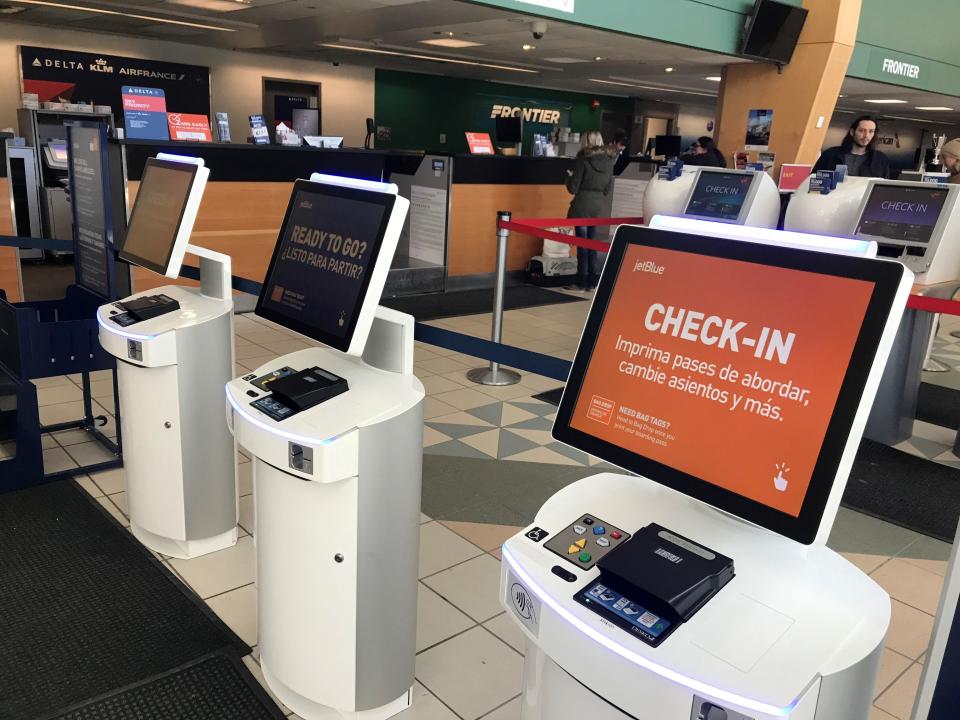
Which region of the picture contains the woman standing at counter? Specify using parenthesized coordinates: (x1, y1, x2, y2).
(566, 130, 614, 291)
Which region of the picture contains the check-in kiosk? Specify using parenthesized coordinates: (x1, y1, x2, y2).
(225, 175, 421, 720)
(97, 155, 239, 559)
(643, 167, 780, 229)
(500, 225, 912, 719)
(783, 175, 873, 237)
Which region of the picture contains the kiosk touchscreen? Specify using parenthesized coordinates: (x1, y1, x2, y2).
(225, 175, 421, 720)
(97, 154, 238, 560)
(852, 180, 960, 284)
(500, 226, 911, 720)
(644, 168, 780, 230)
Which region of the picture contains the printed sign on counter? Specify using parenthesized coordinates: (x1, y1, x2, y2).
(569, 243, 875, 517)
(167, 113, 212, 142)
(465, 132, 495, 155)
(778, 164, 812, 192)
(122, 86, 169, 141)
(409, 185, 447, 266)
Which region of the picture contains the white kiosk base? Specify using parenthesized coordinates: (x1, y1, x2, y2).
(99, 279, 238, 560)
(501, 474, 890, 720)
(227, 309, 424, 720)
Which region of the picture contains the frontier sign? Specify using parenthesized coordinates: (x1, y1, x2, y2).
(881, 57, 920, 80)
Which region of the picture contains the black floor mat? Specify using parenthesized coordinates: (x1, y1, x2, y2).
(382, 285, 584, 321)
(917, 382, 960, 430)
(532, 387, 564, 406)
(0, 480, 250, 720)
(41, 650, 284, 720)
(843, 439, 960, 542)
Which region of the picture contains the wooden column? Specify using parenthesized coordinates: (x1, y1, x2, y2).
(714, 0, 862, 176)
(0, 178, 21, 302)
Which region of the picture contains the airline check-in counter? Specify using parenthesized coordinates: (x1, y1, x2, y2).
(225, 175, 422, 720)
(643, 167, 781, 229)
(500, 224, 911, 719)
(97, 154, 238, 559)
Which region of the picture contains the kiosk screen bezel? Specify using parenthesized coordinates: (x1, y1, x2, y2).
(118, 158, 199, 275)
(552, 226, 904, 544)
(852, 181, 956, 247)
(255, 178, 396, 353)
(682, 169, 759, 225)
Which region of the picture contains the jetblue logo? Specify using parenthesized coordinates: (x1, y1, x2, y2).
(633, 259, 665, 275)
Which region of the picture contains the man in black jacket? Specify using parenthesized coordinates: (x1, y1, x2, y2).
(812, 115, 890, 178)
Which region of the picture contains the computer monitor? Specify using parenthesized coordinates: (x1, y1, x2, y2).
(255, 174, 409, 356)
(682, 169, 758, 224)
(552, 225, 910, 544)
(897, 171, 923, 182)
(853, 182, 951, 245)
(118, 155, 208, 279)
(496, 116, 523, 144)
(654, 135, 681, 158)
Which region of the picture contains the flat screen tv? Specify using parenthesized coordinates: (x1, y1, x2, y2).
(741, 0, 808, 64)
(495, 116, 523, 144)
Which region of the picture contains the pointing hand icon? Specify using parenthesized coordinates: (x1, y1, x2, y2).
(774, 471, 788, 492)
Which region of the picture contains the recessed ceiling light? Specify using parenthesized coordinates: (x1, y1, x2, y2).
(665, 67, 674, 72)
(319, 43, 539, 74)
(915, 106, 954, 111)
(594, 56, 603, 61)
(863, 99, 907, 104)
(420, 38, 484, 48)
(838, 94, 846, 98)
(522, 44, 536, 51)
(704, 76, 722, 82)
(8, 0, 238, 30)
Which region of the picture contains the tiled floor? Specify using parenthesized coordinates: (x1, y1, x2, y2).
(18, 298, 960, 719)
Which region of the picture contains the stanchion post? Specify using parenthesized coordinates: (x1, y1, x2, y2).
(468, 210, 521, 387)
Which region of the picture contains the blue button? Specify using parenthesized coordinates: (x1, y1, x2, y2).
(593, 526, 606, 535)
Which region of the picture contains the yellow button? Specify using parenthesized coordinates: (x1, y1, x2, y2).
(575, 538, 586, 549)
(567, 544, 580, 554)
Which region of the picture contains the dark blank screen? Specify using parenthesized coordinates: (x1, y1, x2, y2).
(742, 0, 808, 64)
(120, 162, 195, 274)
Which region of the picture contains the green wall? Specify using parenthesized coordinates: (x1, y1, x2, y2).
(458, 0, 802, 56)
(374, 69, 634, 154)
(848, 0, 960, 96)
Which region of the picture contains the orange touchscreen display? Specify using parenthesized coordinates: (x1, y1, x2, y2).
(569, 243, 876, 517)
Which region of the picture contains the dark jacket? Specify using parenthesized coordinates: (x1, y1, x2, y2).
(812, 146, 890, 178)
(566, 147, 615, 217)
(680, 149, 727, 168)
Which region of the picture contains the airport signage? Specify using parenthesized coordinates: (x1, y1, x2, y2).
(881, 57, 920, 80)
(19, 46, 210, 119)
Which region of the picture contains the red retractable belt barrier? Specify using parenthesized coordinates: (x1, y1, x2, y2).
(499, 214, 960, 317)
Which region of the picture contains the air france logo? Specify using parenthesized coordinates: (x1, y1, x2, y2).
(511, 582, 537, 621)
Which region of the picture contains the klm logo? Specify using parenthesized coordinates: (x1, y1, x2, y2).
(89, 58, 114, 74)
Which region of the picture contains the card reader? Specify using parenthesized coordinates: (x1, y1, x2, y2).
(250, 366, 348, 421)
(116, 294, 181, 323)
(574, 523, 734, 647)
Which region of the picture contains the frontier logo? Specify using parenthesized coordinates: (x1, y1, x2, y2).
(633, 259, 665, 275)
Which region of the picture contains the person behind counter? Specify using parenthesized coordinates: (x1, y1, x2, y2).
(812, 115, 890, 178)
(941, 138, 960, 184)
(680, 136, 727, 168)
(566, 130, 614, 292)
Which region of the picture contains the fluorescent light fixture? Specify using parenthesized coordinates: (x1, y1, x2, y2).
(863, 99, 907, 104)
(647, 215, 876, 257)
(544, 57, 590, 64)
(419, 38, 484, 48)
(522, 44, 536, 51)
(705, 76, 722, 82)
(318, 42, 539, 74)
(9, 0, 238, 30)
(915, 106, 953, 111)
(665, 67, 674, 72)
(165, 0, 249, 11)
(501, 547, 800, 717)
(594, 56, 603, 61)
(590, 78, 717, 98)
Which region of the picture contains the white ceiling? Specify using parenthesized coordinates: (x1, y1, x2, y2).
(837, 77, 960, 127)
(1, 0, 736, 104)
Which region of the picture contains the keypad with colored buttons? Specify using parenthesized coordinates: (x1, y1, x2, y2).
(544, 514, 631, 570)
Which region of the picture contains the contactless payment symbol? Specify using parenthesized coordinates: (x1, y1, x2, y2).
(507, 572, 541, 636)
(525, 527, 549, 543)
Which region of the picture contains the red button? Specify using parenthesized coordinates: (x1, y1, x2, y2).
(610, 531, 622, 540)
